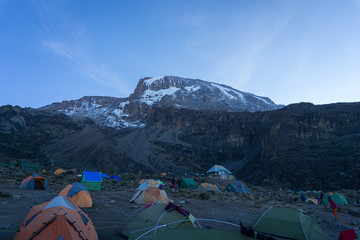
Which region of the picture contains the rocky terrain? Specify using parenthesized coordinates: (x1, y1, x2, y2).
(1, 101, 360, 190)
(0, 169, 359, 240)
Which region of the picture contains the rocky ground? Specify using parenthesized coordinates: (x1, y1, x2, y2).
(0, 169, 359, 240)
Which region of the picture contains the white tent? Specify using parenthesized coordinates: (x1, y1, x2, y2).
(206, 165, 232, 175)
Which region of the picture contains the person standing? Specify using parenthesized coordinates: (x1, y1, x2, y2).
(176, 178, 181, 190)
(328, 196, 338, 220)
(320, 192, 324, 204)
(171, 177, 176, 192)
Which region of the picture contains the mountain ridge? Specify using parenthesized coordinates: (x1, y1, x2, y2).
(1, 102, 360, 190)
(40, 76, 282, 128)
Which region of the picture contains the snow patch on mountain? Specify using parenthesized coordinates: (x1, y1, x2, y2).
(184, 85, 200, 92)
(41, 76, 283, 129)
(140, 86, 180, 105)
(211, 83, 245, 101)
(143, 76, 165, 86)
(252, 95, 271, 104)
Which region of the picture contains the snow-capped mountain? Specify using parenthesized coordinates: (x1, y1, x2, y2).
(41, 76, 282, 128)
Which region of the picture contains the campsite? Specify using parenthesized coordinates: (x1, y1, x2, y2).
(0, 165, 360, 240)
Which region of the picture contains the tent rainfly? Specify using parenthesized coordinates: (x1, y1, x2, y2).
(250, 206, 330, 240)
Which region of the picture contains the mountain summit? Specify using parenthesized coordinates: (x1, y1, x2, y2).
(41, 76, 282, 128)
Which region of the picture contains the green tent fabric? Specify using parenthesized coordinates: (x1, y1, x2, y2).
(250, 206, 330, 240)
(122, 203, 195, 239)
(17, 159, 40, 170)
(129, 228, 256, 240)
(81, 171, 103, 191)
(180, 178, 197, 189)
(225, 184, 236, 192)
(322, 192, 348, 206)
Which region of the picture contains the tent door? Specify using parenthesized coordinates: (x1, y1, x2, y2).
(34, 179, 44, 190)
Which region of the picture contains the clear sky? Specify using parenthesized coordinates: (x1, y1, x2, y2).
(1, 0, 360, 108)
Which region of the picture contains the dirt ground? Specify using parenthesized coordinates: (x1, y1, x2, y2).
(0, 171, 359, 240)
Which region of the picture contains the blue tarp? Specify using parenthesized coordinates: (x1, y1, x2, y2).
(101, 173, 110, 179)
(82, 171, 103, 182)
(110, 175, 120, 181)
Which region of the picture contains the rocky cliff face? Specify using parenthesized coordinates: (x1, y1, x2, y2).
(40, 76, 282, 128)
(145, 102, 360, 190)
(1, 102, 360, 190)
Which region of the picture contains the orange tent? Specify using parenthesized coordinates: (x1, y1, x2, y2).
(59, 182, 93, 208)
(54, 168, 66, 175)
(130, 186, 173, 204)
(15, 196, 98, 240)
(197, 183, 220, 192)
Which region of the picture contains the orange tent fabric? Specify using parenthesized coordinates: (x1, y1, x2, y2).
(130, 186, 173, 204)
(15, 196, 98, 240)
(54, 168, 66, 175)
(59, 182, 93, 208)
(197, 183, 220, 192)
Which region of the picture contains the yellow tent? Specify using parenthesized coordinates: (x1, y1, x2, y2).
(54, 168, 66, 175)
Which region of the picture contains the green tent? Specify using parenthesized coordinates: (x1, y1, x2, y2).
(250, 206, 330, 240)
(322, 192, 348, 206)
(180, 178, 197, 189)
(122, 203, 195, 239)
(17, 159, 40, 170)
(81, 171, 103, 191)
(129, 228, 255, 240)
(225, 183, 236, 192)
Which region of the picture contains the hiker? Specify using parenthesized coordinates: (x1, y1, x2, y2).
(176, 178, 181, 190)
(320, 192, 324, 204)
(328, 196, 338, 220)
(171, 177, 176, 189)
(300, 194, 306, 202)
(171, 177, 176, 192)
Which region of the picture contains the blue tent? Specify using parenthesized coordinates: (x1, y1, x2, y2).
(110, 175, 120, 181)
(235, 180, 249, 193)
(19, 175, 48, 190)
(81, 171, 103, 191)
(101, 173, 110, 180)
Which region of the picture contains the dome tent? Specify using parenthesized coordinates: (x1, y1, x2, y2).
(250, 206, 329, 240)
(130, 186, 173, 205)
(122, 203, 195, 239)
(322, 192, 348, 206)
(59, 182, 93, 208)
(15, 196, 98, 240)
(197, 183, 220, 192)
(19, 175, 48, 190)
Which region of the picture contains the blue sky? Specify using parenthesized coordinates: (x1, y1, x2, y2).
(1, 0, 360, 108)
